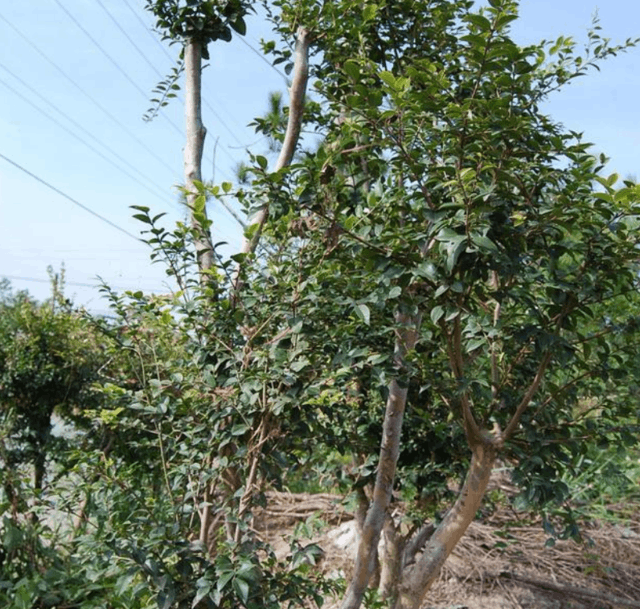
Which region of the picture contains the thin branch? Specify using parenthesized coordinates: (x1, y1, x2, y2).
(490, 272, 501, 402)
(501, 351, 552, 441)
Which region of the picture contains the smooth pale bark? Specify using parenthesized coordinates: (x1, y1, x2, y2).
(184, 37, 215, 547)
(378, 515, 403, 601)
(233, 27, 311, 281)
(184, 38, 214, 273)
(394, 437, 498, 609)
(341, 312, 421, 609)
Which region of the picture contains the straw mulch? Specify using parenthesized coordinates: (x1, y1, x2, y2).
(254, 490, 640, 609)
(426, 502, 640, 609)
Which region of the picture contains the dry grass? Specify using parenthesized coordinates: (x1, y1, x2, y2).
(254, 484, 640, 609)
(429, 503, 640, 608)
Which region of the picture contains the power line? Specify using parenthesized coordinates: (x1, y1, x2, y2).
(0, 151, 237, 246)
(96, 0, 164, 80)
(108, 0, 241, 176)
(52, 0, 185, 138)
(116, 0, 242, 179)
(237, 35, 288, 82)
(121, 0, 176, 64)
(203, 98, 246, 149)
(119, 0, 246, 148)
(0, 274, 166, 293)
(0, 68, 177, 210)
(0, 10, 182, 181)
(0, 152, 141, 242)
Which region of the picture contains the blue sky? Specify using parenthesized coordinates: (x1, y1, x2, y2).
(1, 0, 638, 314)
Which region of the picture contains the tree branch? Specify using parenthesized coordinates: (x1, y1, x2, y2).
(501, 351, 552, 441)
(232, 27, 311, 297)
(396, 436, 498, 609)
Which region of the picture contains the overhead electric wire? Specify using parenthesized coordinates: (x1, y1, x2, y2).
(0, 11, 181, 181)
(99, 0, 239, 174)
(119, 0, 247, 146)
(0, 152, 141, 242)
(0, 274, 166, 293)
(52, 0, 184, 138)
(57, 0, 234, 183)
(121, 0, 176, 64)
(237, 35, 288, 82)
(118, 0, 255, 177)
(96, 0, 165, 80)
(0, 67, 177, 210)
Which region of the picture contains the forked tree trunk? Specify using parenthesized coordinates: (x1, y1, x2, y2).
(378, 514, 403, 600)
(184, 38, 214, 273)
(394, 435, 498, 609)
(197, 27, 312, 548)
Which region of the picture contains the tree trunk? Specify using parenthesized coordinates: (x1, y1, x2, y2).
(394, 436, 497, 609)
(341, 312, 421, 609)
(184, 38, 214, 273)
(378, 514, 403, 601)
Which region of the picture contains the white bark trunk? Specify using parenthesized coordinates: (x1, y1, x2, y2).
(232, 27, 311, 293)
(395, 439, 497, 609)
(184, 38, 214, 273)
(341, 312, 422, 609)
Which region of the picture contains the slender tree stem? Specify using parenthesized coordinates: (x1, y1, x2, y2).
(232, 27, 311, 297)
(341, 312, 421, 609)
(184, 38, 214, 273)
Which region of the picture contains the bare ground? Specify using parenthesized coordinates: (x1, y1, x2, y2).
(255, 487, 640, 609)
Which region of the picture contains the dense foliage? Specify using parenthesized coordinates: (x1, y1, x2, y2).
(1, 1, 639, 608)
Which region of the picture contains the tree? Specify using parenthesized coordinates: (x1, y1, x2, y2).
(15, 1, 637, 608)
(226, 1, 640, 607)
(144, 0, 253, 273)
(132, 0, 640, 606)
(0, 273, 105, 495)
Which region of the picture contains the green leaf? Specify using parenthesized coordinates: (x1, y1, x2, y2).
(430, 305, 444, 324)
(466, 14, 492, 32)
(362, 3, 378, 22)
(354, 303, 371, 325)
(157, 587, 175, 609)
(290, 358, 310, 372)
(496, 13, 518, 29)
(217, 571, 234, 592)
(472, 234, 498, 253)
(343, 60, 360, 80)
(378, 71, 397, 88)
(414, 261, 437, 280)
(446, 240, 467, 273)
(232, 577, 250, 604)
(192, 584, 211, 608)
(466, 338, 485, 352)
(368, 353, 389, 365)
(256, 155, 268, 170)
(231, 17, 246, 36)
